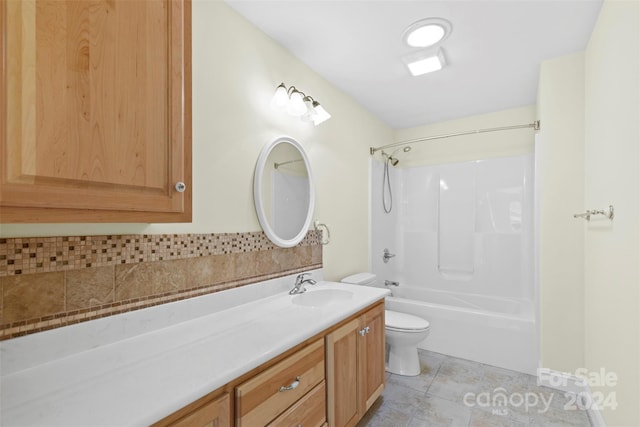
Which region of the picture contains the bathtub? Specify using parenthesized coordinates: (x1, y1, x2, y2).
(384, 285, 538, 375)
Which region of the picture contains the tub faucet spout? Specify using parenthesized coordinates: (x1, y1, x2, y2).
(385, 280, 399, 287)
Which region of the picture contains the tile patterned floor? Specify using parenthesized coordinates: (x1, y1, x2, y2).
(358, 350, 592, 427)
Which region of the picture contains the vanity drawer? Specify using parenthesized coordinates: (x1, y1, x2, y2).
(267, 381, 326, 427)
(168, 393, 230, 427)
(235, 339, 325, 426)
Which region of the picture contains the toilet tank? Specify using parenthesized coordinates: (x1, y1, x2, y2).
(341, 273, 377, 286)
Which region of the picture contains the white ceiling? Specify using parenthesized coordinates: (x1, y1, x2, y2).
(226, 0, 603, 129)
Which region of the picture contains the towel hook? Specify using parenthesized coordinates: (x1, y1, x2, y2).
(314, 220, 330, 245)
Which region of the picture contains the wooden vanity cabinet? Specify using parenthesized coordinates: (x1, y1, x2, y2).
(168, 393, 231, 427)
(154, 301, 385, 427)
(326, 301, 385, 427)
(0, 0, 192, 223)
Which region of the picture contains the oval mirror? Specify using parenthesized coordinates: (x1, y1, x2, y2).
(254, 136, 315, 248)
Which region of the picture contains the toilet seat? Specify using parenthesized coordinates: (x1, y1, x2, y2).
(385, 310, 430, 332)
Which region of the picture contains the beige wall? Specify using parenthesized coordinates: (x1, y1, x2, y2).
(536, 1, 640, 424)
(0, 1, 393, 282)
(584, 0, 640, 425)
(392, 105, 536, 167)
(536, 53, 586, 373)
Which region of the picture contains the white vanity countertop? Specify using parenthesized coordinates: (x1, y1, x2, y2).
(0, 273, 389, 426)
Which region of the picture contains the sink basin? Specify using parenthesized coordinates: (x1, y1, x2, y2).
(292, 289, 354, 307)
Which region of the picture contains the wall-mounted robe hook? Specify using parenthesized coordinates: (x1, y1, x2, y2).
(573, 205, 614, 221)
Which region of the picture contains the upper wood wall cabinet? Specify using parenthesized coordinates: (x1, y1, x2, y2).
(0, 0, 192, 223)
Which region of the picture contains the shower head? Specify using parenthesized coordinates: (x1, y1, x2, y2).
(388, 146, 411, 166)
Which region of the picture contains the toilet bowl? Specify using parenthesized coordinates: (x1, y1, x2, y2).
(341, 273, 430, 377)
(385, 309, 430, 376)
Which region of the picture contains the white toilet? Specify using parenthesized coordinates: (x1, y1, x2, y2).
(341, 273, 430, 376)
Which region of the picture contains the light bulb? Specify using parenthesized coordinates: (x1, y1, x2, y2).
(270, 83, 289, 109)
(312, 102, 331, 126)
(301, 96, 318, 122)
(287, 89, 307, 117)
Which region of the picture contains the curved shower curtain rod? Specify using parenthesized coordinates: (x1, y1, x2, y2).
(369, 120, 540, 155)
(274, 159, 303, 169)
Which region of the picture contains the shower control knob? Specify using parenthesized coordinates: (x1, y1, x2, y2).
(175, 181, 186, 193)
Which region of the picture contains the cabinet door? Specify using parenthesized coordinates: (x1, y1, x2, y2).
(170, 393, 230, 427)
(326, 317, 360, 427)
(358, 302, 385, 414)
(0, 0, 191, 223)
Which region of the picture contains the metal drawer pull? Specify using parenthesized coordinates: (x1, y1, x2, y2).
(358, 326, 370, 336)
(279, 376, 301, 392)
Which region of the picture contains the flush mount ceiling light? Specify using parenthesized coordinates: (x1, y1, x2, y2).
(403, 47, 447, 76)
(270, 83, 331, 126)
(402, 18, 452, 48)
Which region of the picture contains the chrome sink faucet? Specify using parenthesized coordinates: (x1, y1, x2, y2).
(289, 273, 317, 295)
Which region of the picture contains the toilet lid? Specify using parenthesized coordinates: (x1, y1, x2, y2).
(386, 310, 430, 331)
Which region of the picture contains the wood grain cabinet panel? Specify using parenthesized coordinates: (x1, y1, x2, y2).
(358, 302, 386, 414)
(0, 0, 192, 223)
(326, 301, 386, 427)
(168, 393, 230, 427)
(326, 317, 360, 427)
(235, 338, 325, 426)
(267, 381, 326, 427)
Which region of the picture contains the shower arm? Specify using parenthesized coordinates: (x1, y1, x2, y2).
(369, 121, 540, 155)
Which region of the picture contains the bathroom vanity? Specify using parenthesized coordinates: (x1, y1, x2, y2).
(157, 300, 384, 427)
(0, 272, 389, 426)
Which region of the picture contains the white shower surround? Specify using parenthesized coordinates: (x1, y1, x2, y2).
(370, 154, 537, 374)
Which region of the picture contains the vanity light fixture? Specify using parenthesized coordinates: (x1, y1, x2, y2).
(271, 83, 331, 125)
(301, 96, 318, 123)
(287, 88, 307, 117)
(403, 47, 447, 76)
(271, 83, 289, 109)
(311, 101, 331, 126)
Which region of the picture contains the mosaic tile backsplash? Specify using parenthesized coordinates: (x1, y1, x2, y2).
(0, 231, 323, 340)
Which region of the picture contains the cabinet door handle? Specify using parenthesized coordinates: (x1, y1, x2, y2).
(279, 376, 301, 392)
(358, 326, 370, 336)
(175, 181, 187, 193)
